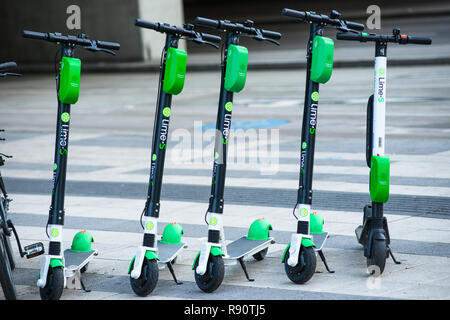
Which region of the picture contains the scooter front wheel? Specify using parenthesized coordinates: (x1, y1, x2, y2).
(39, 267, 64, 300)
(284, 246, 316, 284)
(130, 258, 159, 296)
(194, 254, 224, 293)
(367, 239, 387, 275)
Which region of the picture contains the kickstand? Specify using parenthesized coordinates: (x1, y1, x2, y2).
(167, 262, 183, 285)
(387, 246, 401, 265)
(80, 278, 91, 293)
(238, 258, 254, 282)
(317, 250, 335, 273)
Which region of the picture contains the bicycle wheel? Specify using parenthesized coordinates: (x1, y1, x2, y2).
(0, 233, 16, 300)
(2, 232, 15, 271)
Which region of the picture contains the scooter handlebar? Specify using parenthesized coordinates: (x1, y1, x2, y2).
(194, 16, 281, 42)
(22, 30, 120, 51)
(260, 29, 282, 40)
(22, 30, 48, 40)
(135, 19, 160, 31)
(345, 21, 365, 31)
(136, 19, 222, 45)
(281, 8, 364, 31)
(281, 8, 306, 20)
(199, 32, 222, 44)
(406, 36, 432, 45)
(97, 40, 121, 50)
(193, 17, 220, 29)
(336, 32, 363, 41)
(337, 31, 432, 45)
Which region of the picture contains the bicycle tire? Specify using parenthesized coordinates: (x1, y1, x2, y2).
(0, 233, 16, 300)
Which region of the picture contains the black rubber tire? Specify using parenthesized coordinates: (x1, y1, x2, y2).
(39, 267, 64, 300)
(130, 258, 159, 296)
(252, 247, 268, 261)
(80, 263, 89, 273)
(284, 246, 316, 284)
(2, 233, 15, 271)
(363, 204, 372, 225)
(367, 239, 387, 275)
(0, 234, 16, 300)
(194, 254, 224, 293)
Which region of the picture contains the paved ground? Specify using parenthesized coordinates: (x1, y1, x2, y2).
(0, 63, 449, 300)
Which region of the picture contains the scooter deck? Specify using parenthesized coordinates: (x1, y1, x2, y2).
(312, 232, 329, 251)
(157, 241, 185, 264)
(64, 249, 97, 270)
(225, 237, 274, 260)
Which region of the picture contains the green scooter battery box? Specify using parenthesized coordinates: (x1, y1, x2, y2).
(163, 47, 187, 95)
(370, 155, 390, 203)
(59, 57, 81, 104)
(224, 44, 248, 92)
(310, 36, 334, 84)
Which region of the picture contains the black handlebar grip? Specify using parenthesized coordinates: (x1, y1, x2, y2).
(346, 21, 365, 31)
(201, 33, 222, 43)
(261, 29, 282, 40)
(194, 17, 220, 29)
(97, 40, 121, 50)
(336, 33, 362, 41)
(135, 19, 160, 31)
(0, 62, 17, 71)
(22, 30, 48, 40)
(281, 8, 306, 20)
(406, 36, 432, 45)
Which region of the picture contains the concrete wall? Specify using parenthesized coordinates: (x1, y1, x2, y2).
(0, 0, 185, 66)
(137, 0, 186, 61)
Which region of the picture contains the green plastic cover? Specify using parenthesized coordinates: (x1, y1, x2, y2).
(163, 47, 187, 95)
(160, 222, 184, 244)
(370, 156, 390, 203)
(310, 212, 325, 234)
(247, 218, 272, 240)
(224, 44, 248, 92)
(59, 57, 81, 104)
(310, 36, 334, 84)
(70, 230, 94, 252)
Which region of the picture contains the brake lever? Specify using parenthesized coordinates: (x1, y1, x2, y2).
(185, 32, 220, 49)
(0, 153, 12, 158)
(193, 38, 220, 49)
(84, 45, 116, 55)
(80, 36, 116, 55)
(251, 29, 280, 46)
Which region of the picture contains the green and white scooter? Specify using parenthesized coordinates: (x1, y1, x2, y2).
(22, 30, 120, 300)
(336, 28, 432, 274)
(128, 19, 221, 296)
(280, 8, 364, 284)
(191, 17, 281, 293)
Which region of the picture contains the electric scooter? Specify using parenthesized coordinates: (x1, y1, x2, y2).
(191, 17, 281, 293)
(128, 19, 221, 296)
(336, 29, 432, 274)
(22, 31, 120, 300)
(280, 8, 364, 284)
(1, 63, 45, 300)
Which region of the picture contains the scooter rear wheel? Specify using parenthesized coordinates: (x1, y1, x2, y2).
(284, 246, 316, 284)
(252, 247, 268, 261)
(39, 267, 64, 300)
(367, 239, 387, 275)
(194, 254, 224, 293)
(130, 258, 159, 296)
